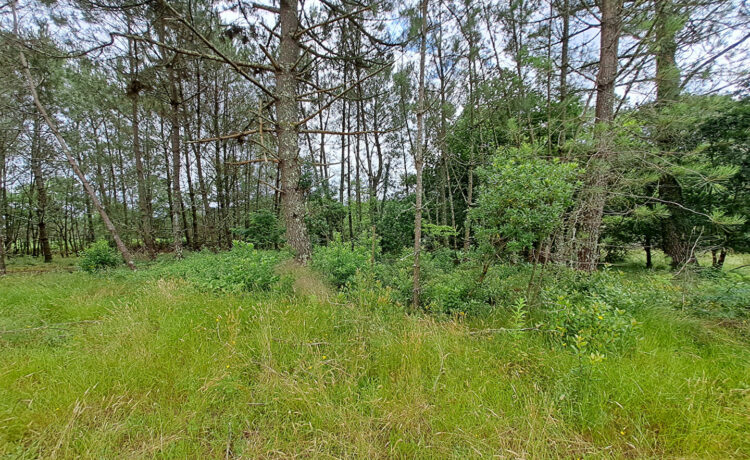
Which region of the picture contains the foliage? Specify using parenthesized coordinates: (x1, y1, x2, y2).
(2, 256, 750, 458)
(156, 241, 282, 292)
(232, 210, 283, 249)
(472, 144, 579, 258)
(305, 192, 347, 246)
(376, 198, 415, 254)
(545, 295, 639, 359)
(687, 273, 750, 319)
(375, 247, 460, 308)
(422, 268, 487, 316)
(79, 240, 121, 272)
(311, 235, 371, 288)
(422, 223, 458, 250)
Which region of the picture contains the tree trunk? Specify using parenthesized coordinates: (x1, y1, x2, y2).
(30, 118, 52, 263)
(192, 66, 214, 248)
(277, 0, 312, 262)
(128, 36, 156, 259)
(716, 248, 727, 268)
(13, 3, 136, 270)
(0, 145, 6, 275)
(412, 0, 428, 311)
(576, 0, 621, 271)
(654, 0, 691, 268)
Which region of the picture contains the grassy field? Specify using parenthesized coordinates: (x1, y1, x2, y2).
(0, 253, 749, 458)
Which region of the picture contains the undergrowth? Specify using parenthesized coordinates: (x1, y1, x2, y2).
(0, 251, 748, 458)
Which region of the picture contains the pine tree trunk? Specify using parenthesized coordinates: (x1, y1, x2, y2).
(0, 146, 6, 275)
(412, 0, 428, 311)
(192, 66, 214, 249)
(277, 0, 311, 262)
(654, 0, 691, 268)
(30, 118, 52, 263)
(576, 0, 621, 271)
(128, 37, 156, 259)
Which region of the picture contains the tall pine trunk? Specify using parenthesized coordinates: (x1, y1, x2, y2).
(277, 0, 311, 262)
(576, 0, 621, 271)
(128, 35, 156, 259)
(654, 0, 692, 268)
(412, 0, 428, 311)
(30, 118, 52, 262)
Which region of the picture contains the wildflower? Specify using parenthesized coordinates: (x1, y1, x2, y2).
(597, 315, 603, 320)
(620, 430, 625, 435)
(226, 365, 230, 369)
(322, 355, 327, 360)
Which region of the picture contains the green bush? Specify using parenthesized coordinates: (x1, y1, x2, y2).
(80, 240, 121, 272)
(471, 145, 579, 258)
(312, 236, 371, 288)
(232, 210, 283, 249)
(422, 269, 488, 315)
(545, 295, 638, 359)
(158, 241, 282, 292)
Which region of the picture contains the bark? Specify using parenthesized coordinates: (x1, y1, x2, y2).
(659, 175, 694, 266)
(462, 31, 478, 252)
(654, 0, 691, 268)
(30, 118, 52, 263)
(412, 0, 428, 311)
(182, 99, 199, 249)
(716, 248, 727, 268)
(14, 3, 136, 270)
(128, 35, 156, 259)
(277, 0, 312, 262)
(192, 65, 214, 248)
(0, 144, 6, 275)
(559, 0, 570, 103)
(213, 75, 229, 249)
(576, 0, 621, 271)
(164, 48, 184, 258)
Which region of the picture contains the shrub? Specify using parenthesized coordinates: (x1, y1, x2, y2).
(545, 295, 638, 358)
(471, 145, 579, 259)
(158, 241, 282, 292)
(232, 210, 283, 249)
(422, 269, 488, 316)
(312, 236, 371, 288)
(80, 240, 121, 272)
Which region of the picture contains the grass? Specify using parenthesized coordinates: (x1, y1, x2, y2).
(0, 254, 749, 458)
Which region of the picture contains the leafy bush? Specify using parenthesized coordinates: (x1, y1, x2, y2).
(545, 295, 638, 358)
(472, 144, 579, 258)
(312, 236, 371, 288)
(232, 210, 283, 249)
(422, 268, 488, 315)
(80, 240, 121, 272)
(158, 241, 282, 292)
(376, 198, 415, 254)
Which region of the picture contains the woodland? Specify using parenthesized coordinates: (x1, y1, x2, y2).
(0, 0, 749, 457)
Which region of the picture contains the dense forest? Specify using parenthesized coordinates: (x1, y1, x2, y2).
(1, 0, 749, 457)
(2, 0, 748, 278)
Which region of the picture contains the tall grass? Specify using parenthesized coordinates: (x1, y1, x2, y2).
(0, 255, 748, 458)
